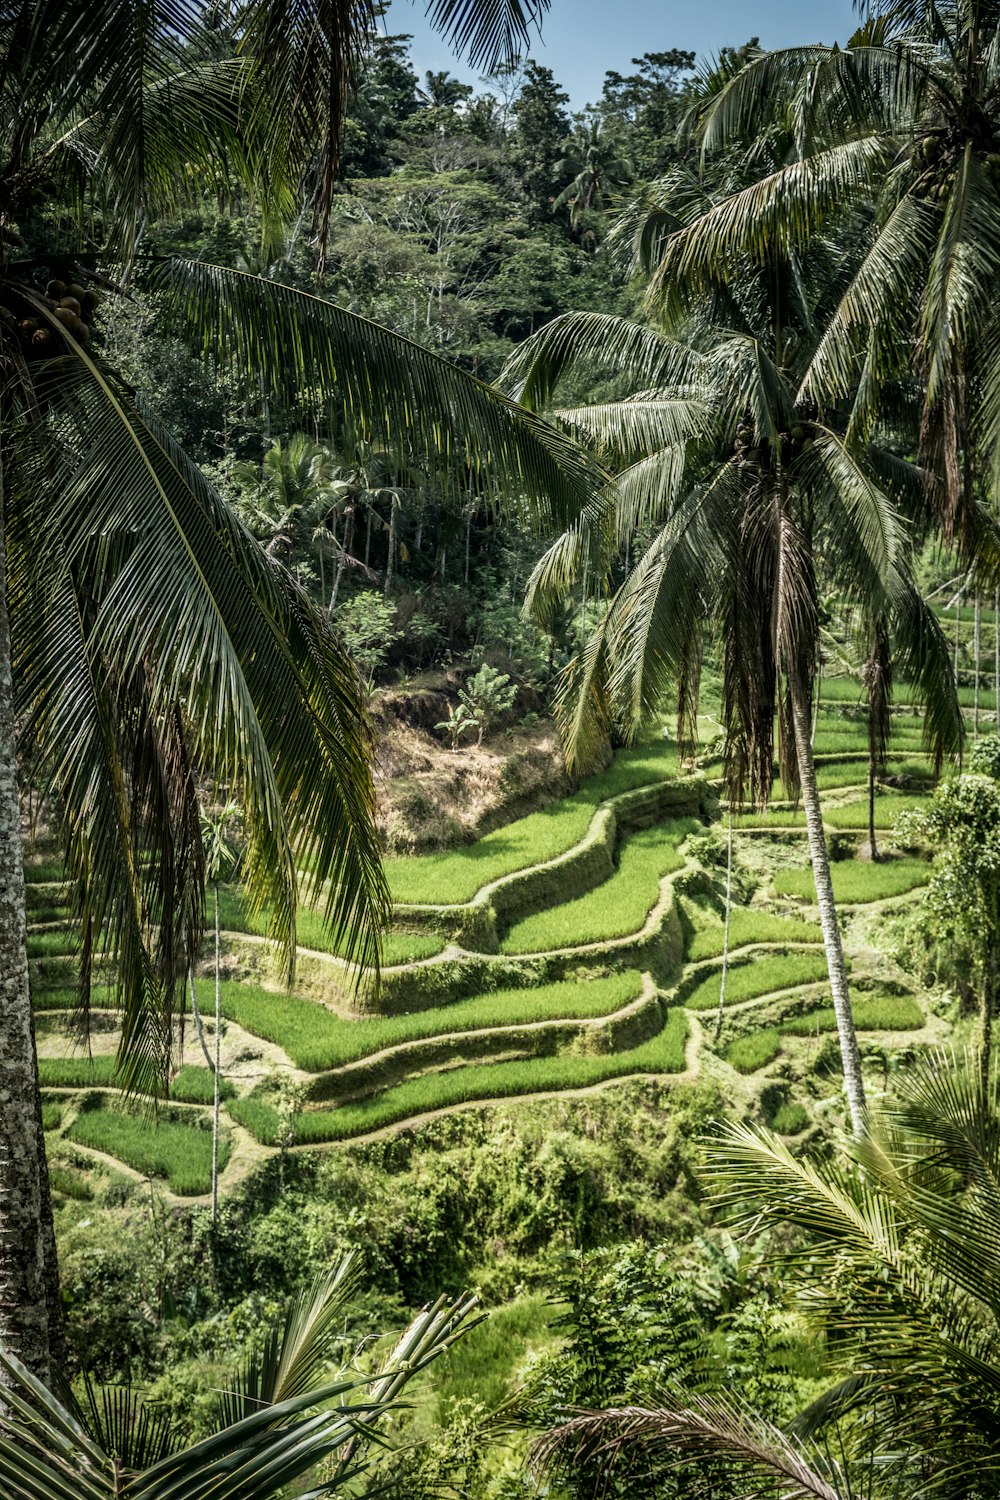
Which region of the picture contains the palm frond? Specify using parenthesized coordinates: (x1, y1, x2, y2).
(156, 259, 604, 532)
(533, 1397, 847, 1500)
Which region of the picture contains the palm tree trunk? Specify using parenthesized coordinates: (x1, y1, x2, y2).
(868, 750, 878, 863)
(994, 587, 999, 735)
(212, 884, 221, 1226)
(384, 495, 398, 598)
(714, 809, 734, 1043)
(0, 480, 56, 1384)
(789, 677, 866, 1134)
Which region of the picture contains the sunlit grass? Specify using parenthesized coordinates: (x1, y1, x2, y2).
(774, 857, 930, 903)
(684, 952, 831, 1011)
(231, 1007, 690, 1144)
(500, 820, 698, 955)
(203, 972, 645, 1073)
(66, 1105, 227, 1195)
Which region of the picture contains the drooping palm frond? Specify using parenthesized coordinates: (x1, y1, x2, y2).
(499, 310, 705, 412)
(552, 390, 710, 464)
(157, 259, 604, 532)
(532, 1397, 848, 1500)
(11, 340, 390, 1092)
(646, 139, 889, 311)
(423, 0, 548, 68)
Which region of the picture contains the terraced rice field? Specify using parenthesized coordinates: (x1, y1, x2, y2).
(31, 696, 950, 1194)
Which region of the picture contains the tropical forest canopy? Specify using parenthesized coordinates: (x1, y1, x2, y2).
(10, 5, 1000, 1500)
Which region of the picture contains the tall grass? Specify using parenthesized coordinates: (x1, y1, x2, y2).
(780, 995, 924, 1033)
(500, 819, 698, 955)
(66, 1106, 227, 1195)
(231, 1007, 690, 1144)
(216, 891, 442, 966)
(823, 795, 932, 830)
(726, 1029, 781, 1073)
(774, 857, 930, 903)
(685, 908, 822, 961)
(384, 741, 683, 907)
(200, 972, 645, 1072)
(684, 952, 831, 1011)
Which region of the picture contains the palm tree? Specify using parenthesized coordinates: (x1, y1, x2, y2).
(0, 0, 593, 1384)
(532, 1051, 1000, 1498)
(0, 1252, 482, 1499)
(503, 147, 962, 1134)
(553, 120, 632, 225)
(681, 2, 1000, 560)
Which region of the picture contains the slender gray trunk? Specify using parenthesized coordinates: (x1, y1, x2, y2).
(789, 678, 866, 1134)
(714, 810, 734, 1043)
(212, 885, 221, 1226)
(384, 495, 399, 598)
(0, 469, 54, 1383)
(994, 587, 999, 735)
(955, 586, 962, 685)
(975, 593, 982, 740)
(811, 658, 822, 748)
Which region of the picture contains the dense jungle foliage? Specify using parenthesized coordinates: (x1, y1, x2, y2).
(10, 4, 1000, 1500)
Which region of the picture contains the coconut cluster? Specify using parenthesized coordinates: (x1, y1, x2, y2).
(734, 419, 814, 470)
(1, 279, 100, 358)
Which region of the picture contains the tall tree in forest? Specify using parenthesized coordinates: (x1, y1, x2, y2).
(0, 0, 603, 1385)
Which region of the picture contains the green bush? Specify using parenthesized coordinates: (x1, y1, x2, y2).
(685, 908, 822, 961)
(500, 820, 697, 955)
(200, 972, 644, 1072)
(726, 1029, 781, 1073)
(780, 994, 924, 1034)
(684, 952, 831, 1011)
(231, 1007, 690, 1144)
(66, 1106, 227, 1195)
(774, 857, 930, 903)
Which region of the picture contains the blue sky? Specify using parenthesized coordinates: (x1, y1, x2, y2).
(389, 0, 860, 105)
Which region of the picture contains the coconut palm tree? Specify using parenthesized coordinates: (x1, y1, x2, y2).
(0, 1252, 482, 1500)
(503, 147, 963, 1134)
(532, 1051, 1000, 1499)
(553, 119, 632, 225)
(679, 1, 1000, 561)
(0, 0, 593, 1385)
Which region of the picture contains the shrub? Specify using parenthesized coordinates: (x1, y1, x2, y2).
(500, 820, 698, 955)
(459, 664, 517, 743)
(726, 1029, 781, 1073)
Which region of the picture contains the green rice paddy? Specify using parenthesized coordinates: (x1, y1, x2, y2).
(774, 857, 930, 903)
(684, 951, 831, 1011)
(230, 1005, 690, 1144)
(204, 971, 645, 1073)
(66, 1105, 227, 1195)
(500, 819, 698, 954)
